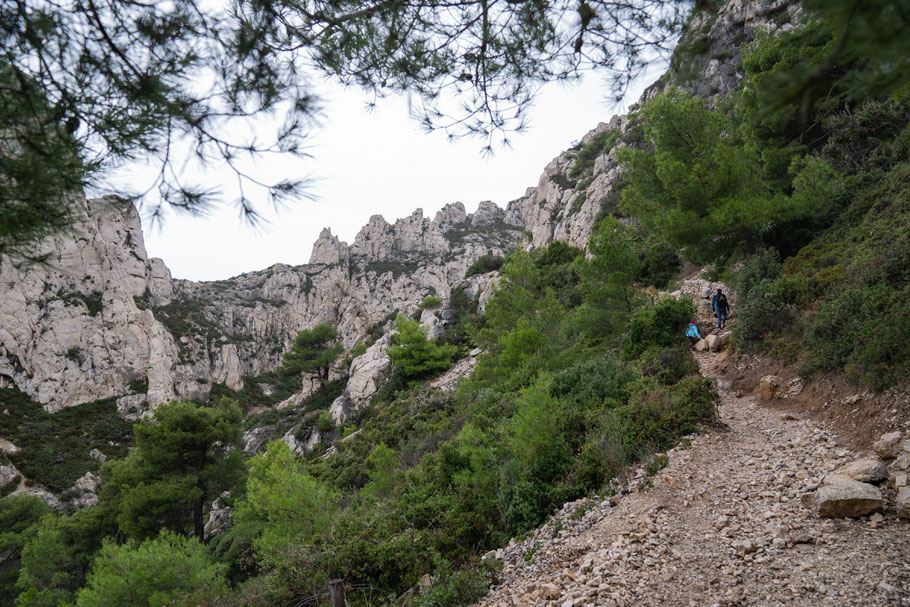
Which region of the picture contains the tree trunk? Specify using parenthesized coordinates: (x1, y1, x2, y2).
(194, 495, 204, 539)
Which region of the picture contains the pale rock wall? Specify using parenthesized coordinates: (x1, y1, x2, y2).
(1, 198, 520, 413)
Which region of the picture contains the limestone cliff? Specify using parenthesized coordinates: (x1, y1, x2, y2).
(0, 0, 796, 416)
(503, 0, 800, 251)
(0, 198, 519, 413)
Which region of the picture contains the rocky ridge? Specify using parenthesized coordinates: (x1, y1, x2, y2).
(0, 199, 519, 414)
(0, 0, 799, 420)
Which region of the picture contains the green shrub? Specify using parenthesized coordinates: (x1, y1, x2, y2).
(549, 355, 632, 407)
(733, 275, 807, 347)
(808, 285, 910, 389)
(316, 410, 334, 432)
(638, 238, 681, 288)
(623, 297, 692, 360)
(638, 346, 697, 385)
(464, 254, 504, 278)
(75, 531, 230, 607)
(736, 249, 782, 298)
(418, 295, 443, 310)
(0, 495, 51, 605)
(620, 376, 717, 453)
(387, 314, 458, 381)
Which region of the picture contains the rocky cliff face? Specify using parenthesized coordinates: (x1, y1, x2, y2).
(0, 196, 179, 413)
(0, 0, 796, 416)
(503, 0, 800, 251)
(0, 198, 520, 413)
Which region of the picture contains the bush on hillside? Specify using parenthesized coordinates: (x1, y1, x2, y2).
(807, 285, 910, 389)
(387, 314, 458, 381)
(418, 295, 443, 310)
(623, 297, 692, 360)
(464, 254, 505, 278)
(733, 275, 807, 347)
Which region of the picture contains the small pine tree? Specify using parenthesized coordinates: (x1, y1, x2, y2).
(387, 314, 457, 381)
(279, 324, 343, 380)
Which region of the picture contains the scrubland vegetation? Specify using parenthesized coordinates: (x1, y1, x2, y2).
(2, 12, 909, 607)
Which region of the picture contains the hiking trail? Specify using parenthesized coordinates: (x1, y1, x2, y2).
(476, 350, 910, 607)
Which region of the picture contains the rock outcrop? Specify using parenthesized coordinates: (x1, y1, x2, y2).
(0, 199, 520, 413)
(812, 474, 883, 518)
(0, 0, 800, 425)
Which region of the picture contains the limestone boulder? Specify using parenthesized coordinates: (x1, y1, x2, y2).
(0, 463, 21, 488)
(204, 492, 233, 540)
(346, 336, 391, 408)
(873, 431, 903, 459)
(65, 472, 100, 508)
(330, 394, 353, 426)
(276, 374, 321, 410)
(812, 474, 883, 518)
(705, 332, 731, 353)
(836, 458, 888, 484)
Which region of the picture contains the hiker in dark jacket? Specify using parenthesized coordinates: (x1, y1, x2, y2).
(712, 289, 730, 329)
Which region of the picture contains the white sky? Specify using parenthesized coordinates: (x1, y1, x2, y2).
(128, 67, 665, 282)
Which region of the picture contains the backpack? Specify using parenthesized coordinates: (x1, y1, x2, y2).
(717, 293, 728, 309)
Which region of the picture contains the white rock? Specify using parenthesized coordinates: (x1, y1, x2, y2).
(836, 458, 888, 483)
(873, 432, 903, 459)
(812, 474, 883, 518)
(897, 487, 910, 519)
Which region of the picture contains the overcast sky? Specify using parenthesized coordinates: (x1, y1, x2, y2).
(126, 66, 665, 282)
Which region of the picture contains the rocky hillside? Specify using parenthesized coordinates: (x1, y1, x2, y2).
(0, 0, 798, 419)
(477, 351, 910, 607)
(0, 198, 518, 416)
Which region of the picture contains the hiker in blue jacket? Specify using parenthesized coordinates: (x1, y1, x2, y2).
(686, 319, 701, 347)
(712, 288, 730, 329)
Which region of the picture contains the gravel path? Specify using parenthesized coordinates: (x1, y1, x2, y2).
(477, 353, 910, 607)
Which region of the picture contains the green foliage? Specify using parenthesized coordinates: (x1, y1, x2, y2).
(733, 275, 806, 347)
(278, 323, 343, 380)
(0, 65, 83, 260)
(316, 410, 334, 433)
(418, 295, 443, 310)
(807, 285, 910, 389)
(436, 287, 482, 355)
(464, 254, 505, 278)
(0, 388, 132, 493)
(234, 441, 337, 569)
(638, 346, 698, 386)
(774, 1, 910, 104)
(409, 561, 499, 607)
(576, 218, 641, 341)
(619, 376, 717, 453)
(16, 506, 115, 607)
(623, 297, 693, 360)
(100, 399, 245, 539)
(0, 496, 51, 607)
(549, 355, 633, 408)
(619, 87, 848, 262)
(387, 314, 458, 381)
(75, 531, 230, 607)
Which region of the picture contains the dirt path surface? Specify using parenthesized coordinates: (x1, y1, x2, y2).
(477, 352, 910, 607)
